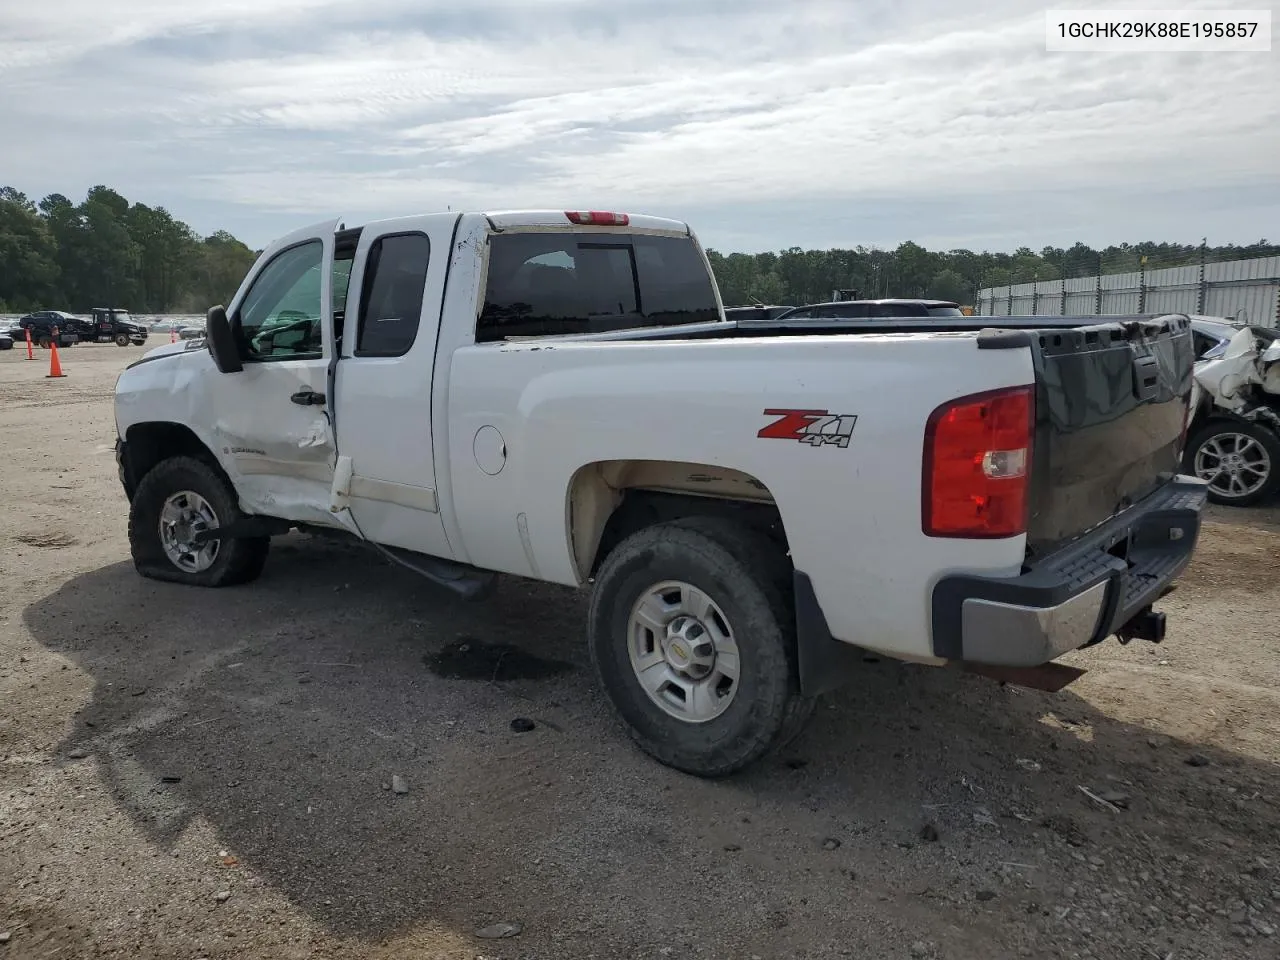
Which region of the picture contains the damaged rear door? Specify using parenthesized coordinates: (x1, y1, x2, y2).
(208, 220, 350, 528)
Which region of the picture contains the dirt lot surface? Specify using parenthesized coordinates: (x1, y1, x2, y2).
(2, 344, 1279, 960)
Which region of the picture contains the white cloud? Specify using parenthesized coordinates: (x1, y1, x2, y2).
(0, 0, 1276, 251)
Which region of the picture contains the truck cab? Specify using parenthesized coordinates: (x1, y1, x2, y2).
(91, 308, 149, 346)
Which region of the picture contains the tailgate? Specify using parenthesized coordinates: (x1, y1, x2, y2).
(1014, 316, 1195, 558)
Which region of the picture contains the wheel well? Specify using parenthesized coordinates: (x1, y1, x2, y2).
(121, 422, 224, 501)
(568, 460, 788, 579)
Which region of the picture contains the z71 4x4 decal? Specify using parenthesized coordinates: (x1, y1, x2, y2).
(758, 409, 858, 449)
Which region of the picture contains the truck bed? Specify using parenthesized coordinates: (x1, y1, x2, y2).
(506, 312, 1196, 562)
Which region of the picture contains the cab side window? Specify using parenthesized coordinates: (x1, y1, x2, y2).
(238, 240, 325, 361)
(356, 233, 430, 357)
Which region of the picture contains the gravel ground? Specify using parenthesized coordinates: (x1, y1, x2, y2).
(2, 344, 1279, 960)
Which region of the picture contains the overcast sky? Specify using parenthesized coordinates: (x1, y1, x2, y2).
(1, 0, 1277, 253)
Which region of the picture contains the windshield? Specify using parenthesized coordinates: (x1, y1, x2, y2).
(112, 311, 133, 322)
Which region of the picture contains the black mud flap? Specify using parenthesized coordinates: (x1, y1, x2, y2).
(793, 571, 864, 697)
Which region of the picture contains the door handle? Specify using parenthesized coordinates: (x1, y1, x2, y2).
(290, 388, 326, 406)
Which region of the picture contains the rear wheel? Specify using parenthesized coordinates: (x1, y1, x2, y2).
(129, 456, 270, 586)
(1184, 419, 1280, 507)
(588, 517, 815, 778)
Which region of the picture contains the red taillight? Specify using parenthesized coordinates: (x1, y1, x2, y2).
(923, 385, 1034, 539)
(565, 210, 630, 226)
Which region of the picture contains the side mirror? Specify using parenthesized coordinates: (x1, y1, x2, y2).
(206, 305, 244, 374)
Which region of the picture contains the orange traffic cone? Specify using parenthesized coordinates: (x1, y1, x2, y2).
(46, 341, 67, 378)
(24, 327, 35, 360)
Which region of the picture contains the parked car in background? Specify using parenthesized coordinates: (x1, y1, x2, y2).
(775, 298, 966, 320)
(148, 320, 196, 339)
(15, 311, 82, 348)
(723, 304, 796, 323)
(0, 329, 12, 350)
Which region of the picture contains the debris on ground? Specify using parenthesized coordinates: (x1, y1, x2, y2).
(474, 921, 523, 940)
(1097, 789, 1130, 809)
(822, 838, 842, 850)
(919, 823, 939, 842)
(972, 807, 998, 827)
(391, 775, 409, 794)
(510, 717, 536, 732)
(213, 891, 231, 904)
(1078, 785, 1125, 813)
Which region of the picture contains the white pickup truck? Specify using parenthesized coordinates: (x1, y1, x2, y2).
(113, 209, 1207, 776)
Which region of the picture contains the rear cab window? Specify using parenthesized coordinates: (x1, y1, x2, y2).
(477, 232, 720, 341)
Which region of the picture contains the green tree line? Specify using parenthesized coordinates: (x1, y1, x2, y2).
(3, 183, 1276, 314)
(0, 185, 258, 314)
(707, 237, 1280, 308)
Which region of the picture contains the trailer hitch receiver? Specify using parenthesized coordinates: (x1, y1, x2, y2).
(1117, 605, 1166, 645)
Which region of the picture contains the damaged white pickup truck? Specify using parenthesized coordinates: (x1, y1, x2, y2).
(113, 209, 1208, 776)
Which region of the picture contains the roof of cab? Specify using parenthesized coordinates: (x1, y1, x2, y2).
(306, 210, 692, 241)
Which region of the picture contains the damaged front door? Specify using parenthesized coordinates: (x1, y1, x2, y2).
(209, 224, 350, 529)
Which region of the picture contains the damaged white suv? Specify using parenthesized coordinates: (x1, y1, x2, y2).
(1185, 317, 1280, 506)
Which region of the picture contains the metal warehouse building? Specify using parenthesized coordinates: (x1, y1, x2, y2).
(977, 256, 1280, 324)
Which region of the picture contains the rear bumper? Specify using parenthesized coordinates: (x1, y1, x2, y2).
(930, 476, 1208, 666)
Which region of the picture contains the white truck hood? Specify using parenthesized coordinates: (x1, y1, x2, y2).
(139, 340, 194, 362)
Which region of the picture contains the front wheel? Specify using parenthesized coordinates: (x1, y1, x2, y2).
(128, 456, 270, 586)
(115, 333, 131, 347)
(588, 517, 815, 778)
(1184, 419, 1280, 507)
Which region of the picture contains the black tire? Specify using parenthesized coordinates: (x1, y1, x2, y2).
(1183, 419, 1280, 507)
(588, 516, 816, 778)
(128, 455, 270, 587)
(0, 339, 11, 351)
(115, 333, 130, 347)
